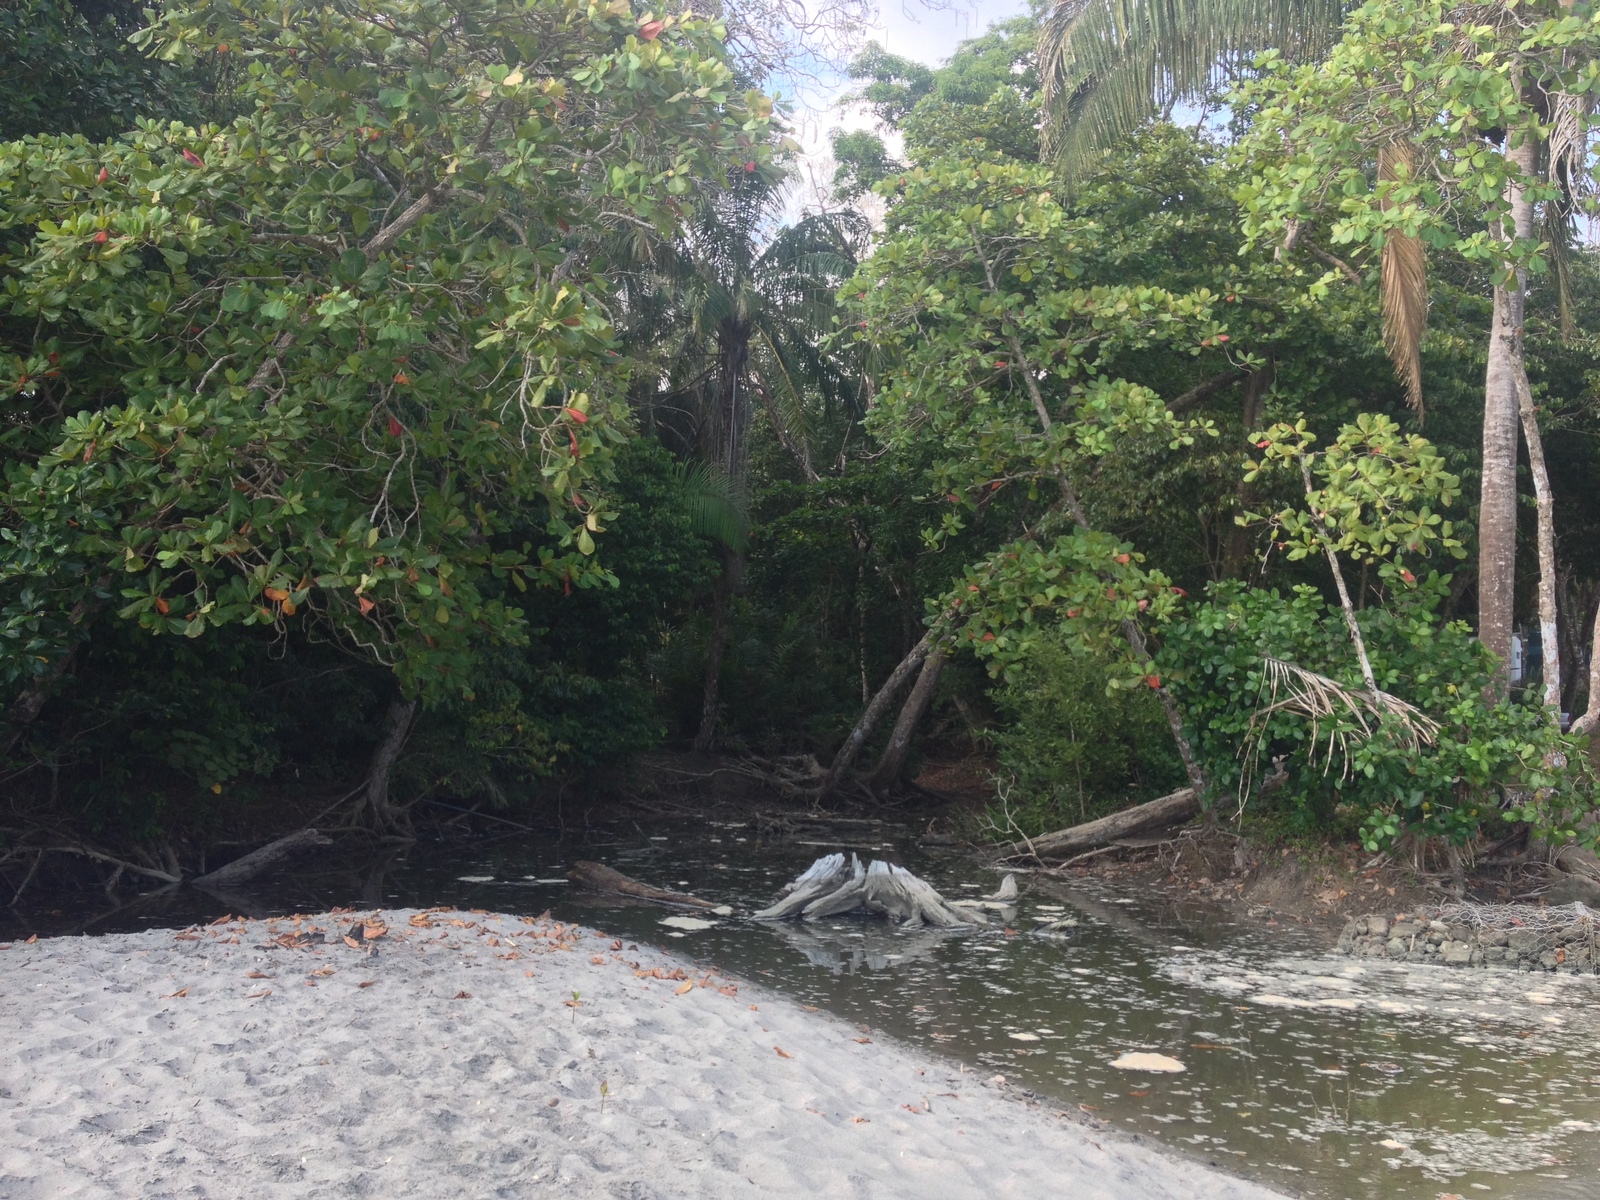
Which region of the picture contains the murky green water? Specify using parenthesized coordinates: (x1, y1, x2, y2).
(9, 817, 1600, 1199)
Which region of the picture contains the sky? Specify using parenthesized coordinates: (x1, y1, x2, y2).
(779, 0, 1035, 212)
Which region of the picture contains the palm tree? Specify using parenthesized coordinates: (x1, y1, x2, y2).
(1038, 0, 1344, 181)
(612, 171, 868, 750)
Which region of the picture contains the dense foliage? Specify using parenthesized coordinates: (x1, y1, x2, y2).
(3, 0, 1600, 878)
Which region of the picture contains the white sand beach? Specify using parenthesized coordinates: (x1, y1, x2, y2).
(0, 909, 1284, 1199)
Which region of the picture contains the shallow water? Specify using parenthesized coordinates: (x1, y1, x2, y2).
(9, 818, 1600, 1200)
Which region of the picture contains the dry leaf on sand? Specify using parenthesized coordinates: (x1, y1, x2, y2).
(674, 981, 693, 995)
(774, 1047, 792, 1059)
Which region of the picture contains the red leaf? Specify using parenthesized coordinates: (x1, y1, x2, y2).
(1114, 553, 1131, 564)
(388, 416, 403, 436)
(82, 439, 95, 462)
(744, 161, 757, 173)
(638, 19, 665, 39)
(1146, 674, 1162, 689)
(97, 167, 109, 184)
(392, 372, 411, 386)
(182, 148, 204, 167)
(91, 230, 109, 245)
(564, 407, 588, 424)
(358, 596, 375, 616)
(453, 990, 472, 999)
(153, 597, 170, 616)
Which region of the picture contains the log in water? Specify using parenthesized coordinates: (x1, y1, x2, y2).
(755, 854, 986, 929)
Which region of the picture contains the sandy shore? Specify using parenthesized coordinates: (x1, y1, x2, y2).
(0, 909, 1283, 1199)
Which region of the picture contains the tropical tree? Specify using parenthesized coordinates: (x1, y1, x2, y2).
(1235, 0, 1600, 700)
(0, 0, 775, 809)
(1037, 0, 1344, 179)
(613, 168, 867, 749)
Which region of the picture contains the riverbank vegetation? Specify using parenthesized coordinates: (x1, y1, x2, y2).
(4, 0, 1600, 895)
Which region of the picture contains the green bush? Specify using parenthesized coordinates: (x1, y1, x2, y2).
(988, 636, 1184, 837)
(1159, 578, 1597, 851)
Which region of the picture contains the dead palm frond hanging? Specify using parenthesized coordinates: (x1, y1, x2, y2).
(1249, 655, 1440, 781)
(1378, 140, 1427, 414)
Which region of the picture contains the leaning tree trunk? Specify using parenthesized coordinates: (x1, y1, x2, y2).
(357, 697, 415, 830)
(818, 628, 935, 801)
(1515, 364, 1561, 716)
(1479, 131, 1538, 696)
(866, 641, 948, 791)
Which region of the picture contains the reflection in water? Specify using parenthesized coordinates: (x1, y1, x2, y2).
(763, 917, 957, 973)
(8, 824, 1600, 1200)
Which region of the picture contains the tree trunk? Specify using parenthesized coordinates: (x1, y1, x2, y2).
(866, 642, 947, 791)
(192, 829, 331, 889)
(818, 629, 934, 800)
(693, 561, 732, 752)
(566, 860, 722, 910)
(1514, 365, 1561, 716)
(1573, 601, 1600, 736)
(1222, 362, 1276, 580)
(1301, 458, 1382, 701)
(1479, 132, 1537, 695)
(995, 787, 1200, 860)
(359, 697, 415, 829)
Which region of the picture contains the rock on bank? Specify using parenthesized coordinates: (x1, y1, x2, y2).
(0, 909, 1281, 1200)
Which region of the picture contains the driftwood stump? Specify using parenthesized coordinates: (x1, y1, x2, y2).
(755, 855, 985, 929)
(192, 829, 331, 889)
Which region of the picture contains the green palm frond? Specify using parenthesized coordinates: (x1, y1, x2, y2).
(674, 459, 750, 552)
(1041, 0, 1345, 181)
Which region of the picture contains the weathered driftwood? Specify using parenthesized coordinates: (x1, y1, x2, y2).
(566, 860, 722, 911)
(996, 787, 1199, 861)
(752, 853, 854, 919)
(192, 828, 331, 889)
(756, 855, 985, 929)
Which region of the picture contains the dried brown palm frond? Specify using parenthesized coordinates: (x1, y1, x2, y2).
(1378, 140, 1427, 415)
(1248, 655, 1440, 782)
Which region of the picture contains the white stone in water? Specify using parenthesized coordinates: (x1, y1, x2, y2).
(1008, 1032, 1041, 1042)
(457, 875, 494, 883)
(1378, 1139, 1407, 1150)
(659, 916, 716, 931)
(1109, 1052, 1186, 1074)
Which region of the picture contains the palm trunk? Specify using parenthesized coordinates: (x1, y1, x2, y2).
(1300, 459, 1381, 700)
(693, 560, 732, 752)
(1479, 131, 1537, 695)
(693, 329, 751, 752)
(1222, 363, 1276, 579)
(866, 642, 947, 791)
(1574, 600, 1600, 737)
(1514, 365, 1561, 716)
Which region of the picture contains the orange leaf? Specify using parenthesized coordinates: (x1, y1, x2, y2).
(153, 597, 170, 615)
(610, 939, 622, 950)
(263, 587, 288, 602)
(343, 935, 361, 949)
(674, 981, 693, 995)
(358, 596, 376, 616)
(363, 924, 387, 939)
(246, 990, 271, 999)
(25, 934, 38, 944)
(167, 988, 189, 998)
(853, 1037, 871, 1044)
(638, 18, 665, 39)
(851, 1117, 869, 1124)
(774, 1047, 792, 1059)
(590, 955, 606, 965)
(246, 971, 270, 979)
(280, 600, 297, 616)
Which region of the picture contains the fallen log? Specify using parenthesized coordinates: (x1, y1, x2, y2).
(995, 787, 1200, 862)
(566, 860, 724, 911)
(192, 828, 331, 889)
